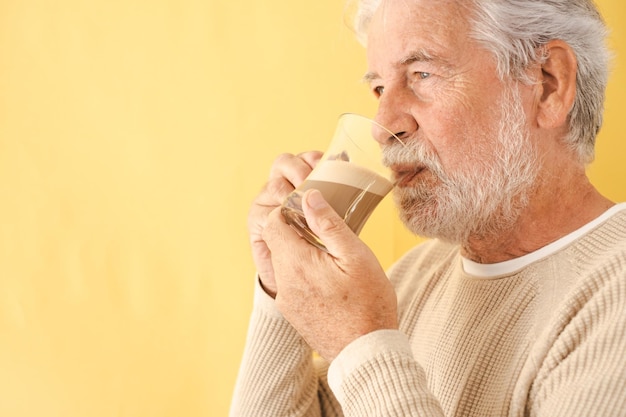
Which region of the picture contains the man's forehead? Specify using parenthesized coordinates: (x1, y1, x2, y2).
(368, 0, 471, 40)
(365, 0, 472, 70)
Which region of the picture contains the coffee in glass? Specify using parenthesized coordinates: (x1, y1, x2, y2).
(281, 113, 397, 252)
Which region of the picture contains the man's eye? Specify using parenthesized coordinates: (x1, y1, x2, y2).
(416, 72, 431, 79)
(373, 86, 385, 96)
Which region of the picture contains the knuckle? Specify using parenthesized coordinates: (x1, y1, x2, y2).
(265, 177, 293, 200)
(300, 150, 324, 166)
(318, 213, 347, 235)
(247, 205, 266, 230)
(270, 153, 295, 174)
(274, 152, 295, 163)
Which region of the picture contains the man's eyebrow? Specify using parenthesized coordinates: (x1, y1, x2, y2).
(361, 49, 441, 83)
(362, 71, 380, 84)
(399, 49, 436, 66)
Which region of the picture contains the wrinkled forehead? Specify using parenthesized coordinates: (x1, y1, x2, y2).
(368, 0, 471, 37)
(366, 0, 473, 59)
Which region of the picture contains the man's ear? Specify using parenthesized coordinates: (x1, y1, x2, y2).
(535, 40, 578, 129)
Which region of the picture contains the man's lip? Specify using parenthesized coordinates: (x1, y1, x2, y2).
(391, 166, 425, 187)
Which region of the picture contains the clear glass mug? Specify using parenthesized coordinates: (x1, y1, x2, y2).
(281, 113, 398, 252)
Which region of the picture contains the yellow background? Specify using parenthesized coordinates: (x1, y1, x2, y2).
(0, 1, 623, 416)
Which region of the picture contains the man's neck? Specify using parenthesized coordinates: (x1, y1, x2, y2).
(461, 170, 614, 264)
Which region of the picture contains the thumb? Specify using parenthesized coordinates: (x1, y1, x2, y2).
(302, 189, 357, 255)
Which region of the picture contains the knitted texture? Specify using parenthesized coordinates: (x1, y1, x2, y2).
(231, 208, 626, 416)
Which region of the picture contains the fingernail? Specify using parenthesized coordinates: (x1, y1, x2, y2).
(306, 189, 326, 210)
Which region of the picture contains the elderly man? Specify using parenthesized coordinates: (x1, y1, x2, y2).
(230, 0, 626, 416)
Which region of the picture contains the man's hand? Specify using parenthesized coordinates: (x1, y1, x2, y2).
(248, 152, 323, 297)
(262, 189, 398, 361)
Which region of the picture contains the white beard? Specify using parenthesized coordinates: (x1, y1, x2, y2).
(382, 86, 540, 245)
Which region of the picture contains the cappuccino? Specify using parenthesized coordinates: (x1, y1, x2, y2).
(282, 159, 393, 251)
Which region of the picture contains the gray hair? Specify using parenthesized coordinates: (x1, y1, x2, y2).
(352, 0, 611, 164)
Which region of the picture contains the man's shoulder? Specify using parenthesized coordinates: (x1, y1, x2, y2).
(554, 205, 626, 313)
(573, 203, 626, 267)
(599, 202, 626, 235)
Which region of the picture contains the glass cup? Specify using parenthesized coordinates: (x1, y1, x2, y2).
(281, 113, 397, 252)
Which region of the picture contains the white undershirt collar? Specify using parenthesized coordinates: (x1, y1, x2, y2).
(462, 202, 626, 278)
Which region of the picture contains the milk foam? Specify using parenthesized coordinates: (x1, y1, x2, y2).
(308, 160, 392, 196)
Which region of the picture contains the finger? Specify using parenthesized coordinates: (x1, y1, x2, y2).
(263, 206, 309, 250)
(268, 152, 323, 187)
(262, 208, 314, 283)
(301, 189, 360, 257)
(254, 177, 296, 209)
(297, 151, 324, 169)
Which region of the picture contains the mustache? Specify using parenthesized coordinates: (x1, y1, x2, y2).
(381, 139, 445, 178)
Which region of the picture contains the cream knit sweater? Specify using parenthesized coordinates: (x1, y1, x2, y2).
(231, 204, 626, 417)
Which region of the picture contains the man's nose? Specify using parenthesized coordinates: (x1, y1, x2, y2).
(372, 89, 417, 146)
(371, 119, 406, 147)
